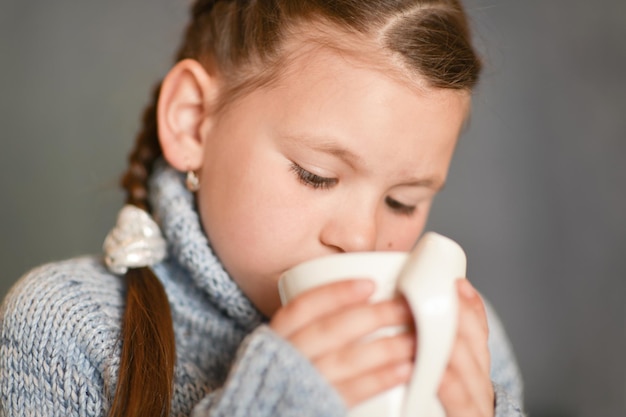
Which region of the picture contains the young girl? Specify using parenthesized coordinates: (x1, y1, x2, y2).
(0, 1, 524, 416)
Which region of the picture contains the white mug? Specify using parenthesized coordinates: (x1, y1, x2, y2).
(278, 232, 467, 417)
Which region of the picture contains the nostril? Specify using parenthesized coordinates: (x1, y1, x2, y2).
(318, 202, 379, 253)
(320, 225, 377, 253)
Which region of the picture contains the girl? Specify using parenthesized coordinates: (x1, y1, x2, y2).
(0, 1, 524, 416)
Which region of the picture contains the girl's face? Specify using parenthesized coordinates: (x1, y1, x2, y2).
(195, 48, 470, 317)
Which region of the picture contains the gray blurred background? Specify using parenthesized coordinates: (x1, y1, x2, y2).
(1, 1, 624, 416)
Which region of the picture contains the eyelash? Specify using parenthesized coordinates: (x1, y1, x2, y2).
(290, 162, 417, 216)
(385, 196, 417, 216)
(290, 163, 337, 189)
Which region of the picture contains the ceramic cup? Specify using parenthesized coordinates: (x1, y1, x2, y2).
(278, 232, 467, 417)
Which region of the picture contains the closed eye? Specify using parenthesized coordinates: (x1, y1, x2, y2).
(290, 163, 338, 190)
(385, 196, 416, 216)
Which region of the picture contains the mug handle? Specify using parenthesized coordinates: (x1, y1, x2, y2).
(397, 232, 467, 417)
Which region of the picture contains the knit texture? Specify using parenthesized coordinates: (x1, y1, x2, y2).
(1, 161, 525, 416)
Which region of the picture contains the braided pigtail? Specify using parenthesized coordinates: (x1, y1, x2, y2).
(108, 82, 176, 417)
(120, 84, 163, 212)
(108, 1, 224, 413)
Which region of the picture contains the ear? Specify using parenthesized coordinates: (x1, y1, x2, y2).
(157, 59, 219, 172)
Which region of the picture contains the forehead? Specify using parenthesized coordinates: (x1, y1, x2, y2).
(264, 36, 470, 123)
(274, 21, 434, 93)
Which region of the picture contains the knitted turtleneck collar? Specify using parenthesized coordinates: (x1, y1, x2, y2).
(148, 160, 264, 329)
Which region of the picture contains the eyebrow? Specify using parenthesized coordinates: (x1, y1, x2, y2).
(403, 177, 446, 191)
(283, 133, 363, 169)
(282, 132, 446, 190)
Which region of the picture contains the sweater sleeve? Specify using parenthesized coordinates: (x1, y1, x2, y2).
(191, 324, 347, 417)
(0, 259, 123, 417)
(191, 305, 525, 417)
(484, 301, 526, 417)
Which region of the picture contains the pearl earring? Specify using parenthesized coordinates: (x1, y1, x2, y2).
(185, 171, 200, 192)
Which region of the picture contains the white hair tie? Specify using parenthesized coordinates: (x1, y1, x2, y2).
(103, 205, 167, 274)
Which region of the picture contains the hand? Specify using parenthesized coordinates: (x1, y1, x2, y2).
(270, 279, 416, 407)
(438, 279, 494, 417)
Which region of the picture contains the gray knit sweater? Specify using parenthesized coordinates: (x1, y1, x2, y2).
(0, 162, 525, 416)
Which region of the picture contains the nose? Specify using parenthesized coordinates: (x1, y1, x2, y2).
(319, 201, 378, 253)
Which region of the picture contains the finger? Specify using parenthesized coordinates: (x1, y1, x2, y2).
(336, 360, 413, 408)
(457, 279, 489, 334)
(438, 369, 475, 417)
(315, 330, 416, 383)
(456, 280, 491, 374)
(456, 300, 490, 374)
(290, 298, 413, 359)
(271, 279, 375, 338)
(440, 340, 494, 417)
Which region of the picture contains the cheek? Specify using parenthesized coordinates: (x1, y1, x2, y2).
(390, 222, 427, 250)
(196, 163, 314, 276)
(199, 181, 282, 248)
(380, 206, 432, 251)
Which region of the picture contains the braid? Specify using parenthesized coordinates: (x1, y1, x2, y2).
(110, 4, 230, 415)
(109, 5, 235, 414)
(110, 84, 174, 417)
(120, 83, 163, 211)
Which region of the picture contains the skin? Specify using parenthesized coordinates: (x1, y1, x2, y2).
(157, 35, 494, 417)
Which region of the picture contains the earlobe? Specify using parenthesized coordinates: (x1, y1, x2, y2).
(157, 59, 218, 171)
